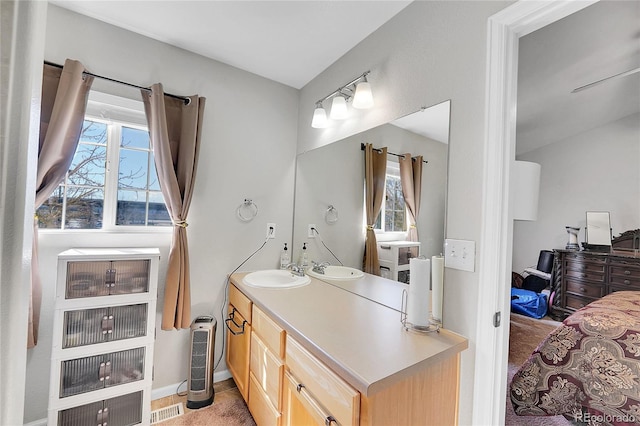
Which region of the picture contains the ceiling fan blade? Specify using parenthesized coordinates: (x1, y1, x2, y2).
(572, 67, 640, 93)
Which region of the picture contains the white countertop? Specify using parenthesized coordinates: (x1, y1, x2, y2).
(230, 271, 467, 397)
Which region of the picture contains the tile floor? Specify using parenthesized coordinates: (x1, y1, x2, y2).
(151, 378, 242, 415)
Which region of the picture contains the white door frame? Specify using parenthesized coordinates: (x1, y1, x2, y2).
(473, 1, 598, 424)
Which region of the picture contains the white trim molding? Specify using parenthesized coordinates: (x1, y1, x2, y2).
(150, 369, 232, 401)
(472, 1, 598, 425)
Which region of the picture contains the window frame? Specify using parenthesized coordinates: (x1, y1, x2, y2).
(373, 159, 409, 239)
(38, 92, 172, 234)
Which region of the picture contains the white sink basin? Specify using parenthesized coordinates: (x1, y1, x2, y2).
(243, 269, 311, 288)
(306, 265, 364, 282)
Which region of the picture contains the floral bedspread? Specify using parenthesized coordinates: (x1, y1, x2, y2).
(510, 291, 640, 425)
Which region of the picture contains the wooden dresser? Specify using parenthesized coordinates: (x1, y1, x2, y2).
(552, 249, 640, 318)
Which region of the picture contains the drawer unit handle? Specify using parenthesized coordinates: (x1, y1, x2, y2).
(297, 383, 305, 392)
(97, 407, 108, 426)
(292, 378, 340, 426)
(580, 287, 586, 293)
(325, 416, 338, 426)
(98, 361, 112, 381)
(225, 308, 247, 335)
(101, 315, 114, 335)
(625, 270, 632, 275)
(625, 280, 631, 285)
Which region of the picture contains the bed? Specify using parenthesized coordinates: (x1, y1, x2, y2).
(510, 291, 640, 425)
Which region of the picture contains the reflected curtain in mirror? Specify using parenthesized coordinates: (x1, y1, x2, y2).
(142, 84, 205, 330)
(399, 153, 423, 246)
(32, 59, 94, 348)
(363, 143, 387, 275)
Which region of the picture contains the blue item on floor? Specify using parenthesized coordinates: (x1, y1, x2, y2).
(510, 288, 548, 319)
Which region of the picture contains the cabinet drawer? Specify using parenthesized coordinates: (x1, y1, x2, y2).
(57, 390, 143, 426)
(610, 265, 640, 279)
(251, 333, 284, 411)
(249, 373, 281, 426)
(564, 253, 607, 265)
(565, 294, 596, 311)
(565, 280, 604, 299)
(253, 305, 285, 359)
(285, 336, 359, 426)
(65, 260, 150, 299)
(62, 304, 148, 348)
(59, 347, 145, 398)
(609, 277, 640, 290)
(230, 284, 252, 323)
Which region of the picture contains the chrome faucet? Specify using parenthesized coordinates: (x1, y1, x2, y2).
(285, 263, 305, 277)
(311, 261, 330, 274)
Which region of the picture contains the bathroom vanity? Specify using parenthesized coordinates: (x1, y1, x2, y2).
(226, 271, 467, 426)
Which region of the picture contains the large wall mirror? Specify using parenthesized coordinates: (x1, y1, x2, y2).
(292, 100, 451, 272)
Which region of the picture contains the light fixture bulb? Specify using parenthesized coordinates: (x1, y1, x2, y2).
(330, 95, 348, 120)
(352, 80, 374, 109)
(311, 104, 328, 128)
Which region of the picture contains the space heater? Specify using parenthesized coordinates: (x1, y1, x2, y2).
(187, 315, 216, 409)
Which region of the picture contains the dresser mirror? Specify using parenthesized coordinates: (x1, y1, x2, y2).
(585, 211, 612, 246)
(292, 100, 451, 271)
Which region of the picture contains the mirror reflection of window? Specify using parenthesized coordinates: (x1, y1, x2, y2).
(374, 160, 407, 233)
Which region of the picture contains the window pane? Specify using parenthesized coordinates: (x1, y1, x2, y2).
(37, 186, 64, 229)
(148, 192, 171, 226)
(64, 187, 103, 229)
(121, 126, 149, 150)
(80, 120, 107, 145)
(119, 149, 149, 190)
(117, 190, 147, 226)
(148, 154, 160, 191)
(67, 143, 107, 186)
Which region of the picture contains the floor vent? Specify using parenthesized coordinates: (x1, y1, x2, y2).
(150, 402, 184, 424)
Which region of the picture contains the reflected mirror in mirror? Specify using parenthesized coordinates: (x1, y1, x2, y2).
(292, 100, 451, 274)
(586, 211, 612, 246)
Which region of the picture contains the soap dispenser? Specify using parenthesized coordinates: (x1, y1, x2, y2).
(299, 242, 309, 268)
(280, 243, 290, 269)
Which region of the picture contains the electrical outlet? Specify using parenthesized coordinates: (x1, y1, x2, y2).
(266, 223, 276, 239)
(444, 239, 475, 272)
(308, 224, 316, 238)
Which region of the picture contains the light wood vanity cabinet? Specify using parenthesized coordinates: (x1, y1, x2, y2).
(227, 279, 466, 426)
(226, 284, 252, 400)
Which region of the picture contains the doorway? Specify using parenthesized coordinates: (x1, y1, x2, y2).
(473, 1, 598, 425)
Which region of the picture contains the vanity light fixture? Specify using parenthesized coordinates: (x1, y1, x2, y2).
(311, 71, 373, 128)
(311, 102, 328, 128)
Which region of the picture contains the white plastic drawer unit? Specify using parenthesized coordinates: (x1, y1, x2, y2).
(57, 390, 143, 426)
(59, 347, 145, 398)
(62, 304, 148, 348)
(65, 259, 150, 298)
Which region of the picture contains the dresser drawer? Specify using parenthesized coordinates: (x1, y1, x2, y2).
(229, 284, 252, 323)
(565, 294, 596, 311)
(285, 336, 359, 426)
(563, 253, 607, 265)
(610, 264, 640, 278)
(251, 333, 284, 411)
(565, 279, 604, 299)
(564, 267, 606, 283)
(253, 305, 285, 359)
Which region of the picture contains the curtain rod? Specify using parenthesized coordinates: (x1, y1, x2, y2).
(44, 61, 191, 105)
(360, 143, 428, 164)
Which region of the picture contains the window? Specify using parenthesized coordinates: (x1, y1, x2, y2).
(37, 92, 170, 230)
(374, 160, 407, 233)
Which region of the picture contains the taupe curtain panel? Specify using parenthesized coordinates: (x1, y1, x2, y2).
(31, 59, 94, 348)
(399, 153, 423, 245)
(363, 143, 387, 275)
(142, 84, 205, 330)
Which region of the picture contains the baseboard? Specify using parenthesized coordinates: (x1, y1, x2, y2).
(151, 369, 232, 401)
(24, 419, 47, 426)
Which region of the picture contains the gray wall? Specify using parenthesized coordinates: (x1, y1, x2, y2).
(24, 5, 298, 422)
(297, 2, 511, 423)
(513, 113, 640, 273)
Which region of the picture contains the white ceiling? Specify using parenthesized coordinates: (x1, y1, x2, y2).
(49, 1, 638, 150)
(516, 0, 640, 155)
(49, 0, 412, 89)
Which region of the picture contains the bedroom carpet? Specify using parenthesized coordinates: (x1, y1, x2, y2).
(505, 313, 573, 425)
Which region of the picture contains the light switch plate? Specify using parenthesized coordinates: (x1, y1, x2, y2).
(444, 239, 475, 272)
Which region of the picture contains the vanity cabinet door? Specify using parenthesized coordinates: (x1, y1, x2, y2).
(226, 304, 251, 400)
